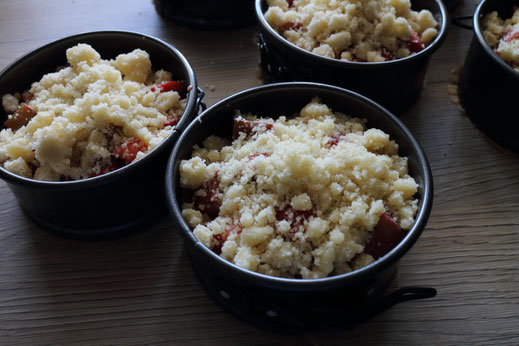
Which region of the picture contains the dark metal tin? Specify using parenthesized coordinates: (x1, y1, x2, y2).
(165, 82, 435, 330)
(256, 0, 448, 115)
(0, 31, 203, 239)
(458, 0, 519, 152)
(153, 0, 256, 30)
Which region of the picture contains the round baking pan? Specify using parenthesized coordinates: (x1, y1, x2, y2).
(165, 82, 435, 330)
(458, 0, 519, 152)
(153, 0, 256, 30)
(0, 30, 204, 239)
(255, 0, 448, 115)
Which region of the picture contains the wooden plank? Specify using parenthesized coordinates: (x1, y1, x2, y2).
(0, 0, 518, 344)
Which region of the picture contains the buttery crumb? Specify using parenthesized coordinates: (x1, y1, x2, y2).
(482, 8, 519, 71)
(0, 43, 186, 181)
(264, 0, 438, 62)
(180, 99, 418, 279)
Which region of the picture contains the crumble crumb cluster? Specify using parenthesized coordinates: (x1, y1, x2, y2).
(180, 99, 418, 279)
(264, 0, 438, 62)
(482, 7, 519, 72)
(0, 43, 186, 181)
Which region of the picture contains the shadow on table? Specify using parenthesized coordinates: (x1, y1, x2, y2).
(14, 214, 394, 343)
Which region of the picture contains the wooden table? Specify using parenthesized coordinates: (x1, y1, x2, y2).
(1, 0, 518, 344)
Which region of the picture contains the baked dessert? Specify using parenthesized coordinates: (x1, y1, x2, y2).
(180, 99, 418, 279)
(0, 44, 185, 181)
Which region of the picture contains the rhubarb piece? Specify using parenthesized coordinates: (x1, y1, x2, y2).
(364, 213, 405, 259)
(4, 104, 37, 130)
(233, 118, 273, 140)
(113, 139, 148, 164)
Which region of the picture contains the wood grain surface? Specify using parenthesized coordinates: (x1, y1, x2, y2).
(1, 0, 518, 345)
